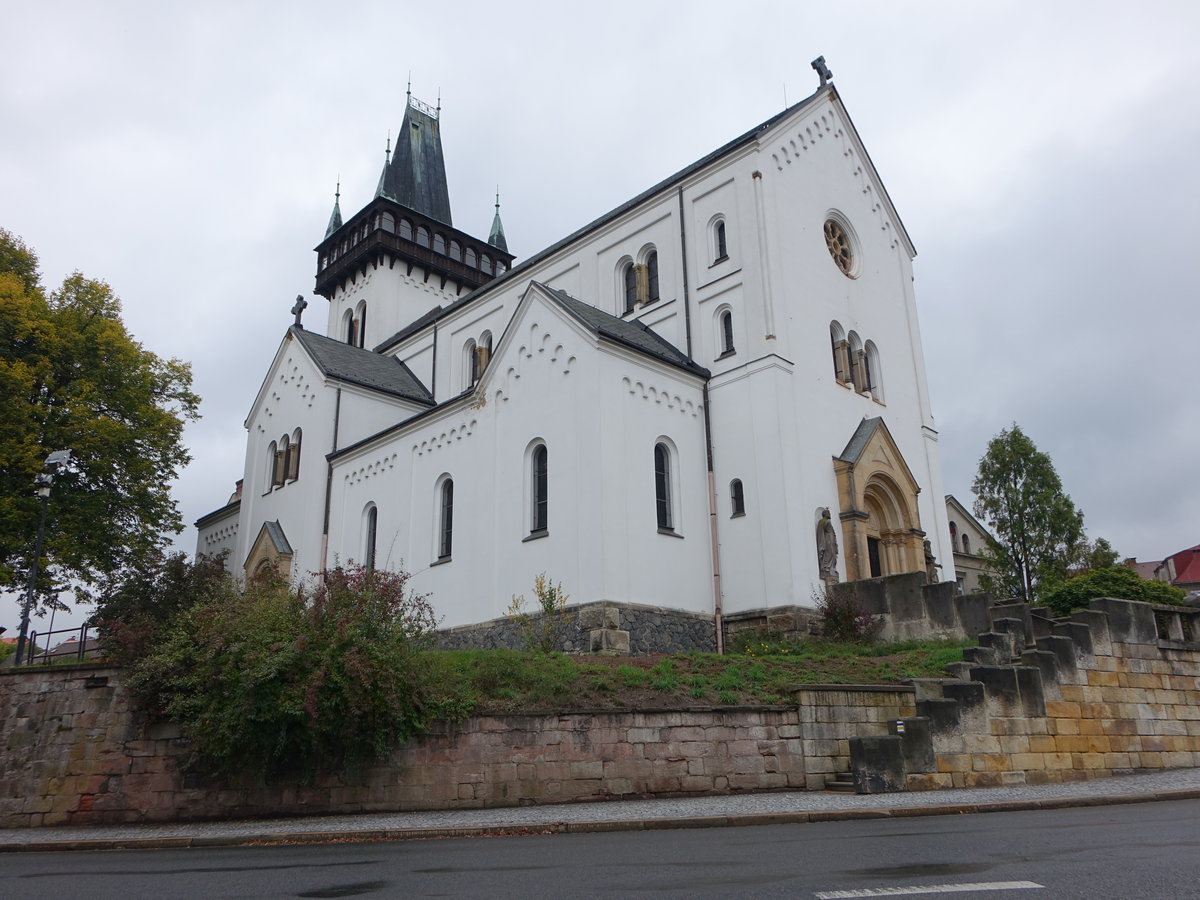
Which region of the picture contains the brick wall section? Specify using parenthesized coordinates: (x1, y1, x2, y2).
(0, 666, 804, 828)
(797, 686, 914, 790)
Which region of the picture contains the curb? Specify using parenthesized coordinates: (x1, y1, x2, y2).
(4, 788, 1200, 853)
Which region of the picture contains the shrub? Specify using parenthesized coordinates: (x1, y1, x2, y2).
(1042, 566, 1186, 616)
(506, 572, 570, 653)
(124, 564, 439, 781)
(816, 586, 883, 644)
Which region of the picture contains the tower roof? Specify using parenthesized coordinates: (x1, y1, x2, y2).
(324, 183, 343, 238)
(488, 192, 508, 254)
(379, 95, 452, 225)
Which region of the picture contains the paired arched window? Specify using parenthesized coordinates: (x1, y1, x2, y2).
(531, 443, 548, 534)
(265, 429, 302, 491)
(654, 442, 674, 532)
(618, 246, 662, 314)
(830, 321, 883, 400)
(730, 479, 745, 517)
(364, 505, 377, 571)
(464, 332, 493, 389)
(437, 477, 454, 560)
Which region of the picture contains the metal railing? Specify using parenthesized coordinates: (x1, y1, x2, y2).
(23, 623, 103, 665)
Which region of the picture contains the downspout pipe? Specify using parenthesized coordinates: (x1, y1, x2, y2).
(320, 386, 342, 576)
(679, 185, 725, 653)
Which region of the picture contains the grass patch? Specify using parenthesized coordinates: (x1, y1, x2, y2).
(424, 638, 972, 717)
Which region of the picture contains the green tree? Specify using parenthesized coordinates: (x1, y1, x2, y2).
(0, 229, 200, 608)
(972, 424, 1086, 604)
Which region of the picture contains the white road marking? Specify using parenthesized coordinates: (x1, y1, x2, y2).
(814, 881, 1043, 898)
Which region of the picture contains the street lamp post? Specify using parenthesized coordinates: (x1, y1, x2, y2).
(14, 449, 71, 666)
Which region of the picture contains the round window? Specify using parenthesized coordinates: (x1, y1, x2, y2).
(824, 218, 855, 277)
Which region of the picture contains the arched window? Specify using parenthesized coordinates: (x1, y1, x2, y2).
(399, 219, 413, 241)
(713, 219, 728, 262)
(730, 479, 745, 517)
(266, 440, 278, 491)
(719, 309, 735, 357)
(848, 332, 867, 393)
(645, 250, 660, 302)
(355, 301, 368, 349)
(433, 233, 446, 255)
(949, 521, 958, 541)
(476, 331, 493, 381)
(437, 477, 454, 560)
(654, 442, 674, 532)
(962, 534, 971, 555)
(464, 339, 478, 389)
(416, 225, 431, 248)
(449, 239, 462, 261)
(830, 321, 849, 383)
(465, 247, 477, 268)
(344, 310, 357, 346)
(364, 505, 378, 571)
(531, 444, 548, 534)
(481, 253, 494, 275)
(275, 435, 289, 488)
(622, 261, 637, 314)
(864, 340, 882, 401)
(381, 212, 395, 233)
(287, 428, 302, 481)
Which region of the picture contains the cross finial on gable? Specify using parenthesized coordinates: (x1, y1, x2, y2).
(811, 56, 833, 87)
(292, 294, 308, 328)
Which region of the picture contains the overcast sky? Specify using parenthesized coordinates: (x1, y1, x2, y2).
(4, 1, 1198, 632)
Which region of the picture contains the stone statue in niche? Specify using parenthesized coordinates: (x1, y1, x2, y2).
(923, 539, 940, 584)
(817, 508, 839, 585)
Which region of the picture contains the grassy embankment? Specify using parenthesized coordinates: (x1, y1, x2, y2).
(425, 638, 971, 717)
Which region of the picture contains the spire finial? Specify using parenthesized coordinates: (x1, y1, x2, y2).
(436, 88, 441, 115)
(385, 131, 391, 163)
(406, 73, 411, 102)
(495, 186, 500, 213)
(335, 176, 340, 202)
(325, 178, 344, 238)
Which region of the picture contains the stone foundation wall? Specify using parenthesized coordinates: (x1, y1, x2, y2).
(438, 600, 717, 654)
(0, 665, 801, 828)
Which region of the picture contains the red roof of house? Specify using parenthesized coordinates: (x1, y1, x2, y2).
(1168, 544, 1200, 586)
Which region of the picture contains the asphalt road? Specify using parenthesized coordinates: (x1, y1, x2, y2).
(6, 799, 1200, 899)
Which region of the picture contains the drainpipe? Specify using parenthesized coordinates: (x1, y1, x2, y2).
(320, 386, 342, 576)
(679, 185, 724, 653)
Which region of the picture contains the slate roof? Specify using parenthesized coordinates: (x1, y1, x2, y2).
(539, 284, 709, 378)
(293, 327, 433, 404)
(263, 520, 293, 555)
(838, 417, 884, 464)
(379, 97, 452, 225)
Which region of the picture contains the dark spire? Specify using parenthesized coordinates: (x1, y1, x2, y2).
(488, 189, 508, 254)
(380, 93, 453, 225)
(374, 132, 393, 199)
(324, 180, 343, 238)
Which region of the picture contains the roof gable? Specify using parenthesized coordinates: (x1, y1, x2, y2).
(293, 327, 433, 404)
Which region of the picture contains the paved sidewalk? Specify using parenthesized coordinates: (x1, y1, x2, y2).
(4, 767, 1200, 852)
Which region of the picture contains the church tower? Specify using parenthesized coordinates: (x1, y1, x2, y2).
(314, 93, 515, 351)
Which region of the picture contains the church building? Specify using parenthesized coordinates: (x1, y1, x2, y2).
(195, 62, 953, 652)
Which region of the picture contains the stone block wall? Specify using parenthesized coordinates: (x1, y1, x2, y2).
(832, 572, 991, 642)
(796, 685, 914, 790)
(848, 597, 1200, 792)
(0, 665, 803, 828)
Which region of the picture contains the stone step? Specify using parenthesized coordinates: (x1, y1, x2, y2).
(824, 777, 856, 793)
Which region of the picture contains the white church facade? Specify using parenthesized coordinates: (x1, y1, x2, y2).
(196, 64, 953, 652)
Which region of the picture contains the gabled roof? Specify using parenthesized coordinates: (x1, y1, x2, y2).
(261, 520, 293, 556)
(292, 327, 433, 404)
(1168, 544, 1200, 586)
(944, 494, 994, 542)
(539, 284, 710, 378)
(838, 416, 886, 464)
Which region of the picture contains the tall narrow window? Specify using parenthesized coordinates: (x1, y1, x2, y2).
(730, 479, 745, 517)
(623, 263, 637, 314)
(867, 536, 883, 578)
(399, 219, 413, 241)
(464, 339, 478, 388)
(357, 303, 367, 348)
(719, 310, 735, 357)
(531, 444, 548, 534)
(364, 506, 377, 571)
(654, 442, 673, 531)
(287, 428, 302, 481)
(266, 441, 278, 491)
(433, 233, 446, 255)
(344, 310, 356, 346)
(714, 220, 728, 262)
(438, 479, 454, 560)
(962, 534, 971, 554)
(830, 322, 849, 383)
(416, 226, 431, 248)
(273, 436, 288, 488)
(646, 250, 660, 302)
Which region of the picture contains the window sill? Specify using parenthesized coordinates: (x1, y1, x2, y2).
(709, 255, 729, 268)
(430, 556, 452, 567)
(730, 512, 746, 519)
(522, 530, 549, 543)
(658, 527, 684, 539)
(717, 349, 736, 361)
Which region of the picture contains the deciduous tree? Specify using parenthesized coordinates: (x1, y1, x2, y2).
(0, 229, 200, 609)
(971, 424, 1085, 604)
